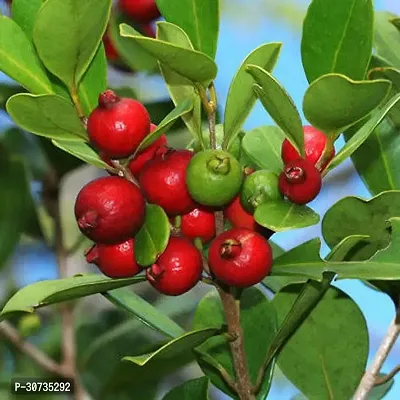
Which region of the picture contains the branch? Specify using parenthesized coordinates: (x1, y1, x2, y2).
(353, 313, 400, 399)
(374, 364, 400, 385)
(0, 321, 68, 377)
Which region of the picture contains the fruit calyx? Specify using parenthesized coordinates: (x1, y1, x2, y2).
(78, 210, 99, 231)
(207, 156, 231, 175)
(220, 239, 242, 259)
(98, 90, 120, 109)
(147, 263, 165, 283)
(283, 165, 306, 184)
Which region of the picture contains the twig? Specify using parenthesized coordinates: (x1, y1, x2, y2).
(0, 321, 69, 377)
(353, 314, 400, 399)
(374, 364, 400, 386)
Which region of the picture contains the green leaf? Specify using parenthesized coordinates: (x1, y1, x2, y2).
(322, 191, 400, 261)
(6, 93, 87, 140)
(374, 12, 400, 69)
(367, 375, 394, 400)
(0, 156, 30, 271)
(345, 117, 400, 193)
(303, 74, 391, 134)
(326, 93, 400, 172)
(301, 0, 373, 83)
(247, 65, 304, 156)
(108, 11, 158, 72)
(274, 284, 368, 399)
(33, 0, 112, 89)
(78, 44, 107, 116)
(254, 200, 320, 232)
(391, 17, 400, 31)
(135, 204, 170, 267)
(0, 84, 24, 109)
(103, 287, 186, 339)
(156, 22, 203, 146)
(51, 139, 108, 169)
(193, 287, 277, 399)
(241, 126, 285, 174)
(0, 16, 52, 94)
(0, 274, 146, 321)
(223, 43, 282, 149)
(163, 377, 210, 400)
(11, 0, 45, 39)
(156, 0, 219, 59)
(136, 99, 193, 152)
(120, 23, 218, 86)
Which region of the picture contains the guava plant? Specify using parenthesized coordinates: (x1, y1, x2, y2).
(0, 0, 399, 399)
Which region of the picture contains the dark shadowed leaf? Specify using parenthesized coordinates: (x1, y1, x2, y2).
(103, 287, 185, 339)
(223, 43, 282, 149)
(274, 284, 368, 399)
(0, 84, 24, 109)
(254, 200, 320, 232)
(301, 0, 373, 83)
(0, 274, 146, 321)
(33, 0, 112, 89)
(163, 377, 210, 400)
(6, 93, 87, 140)
(0, 16, 52, 94)
(193, 287, 277, 399)
(303, 74, 391, 134)
(156, 0, 219, 59)
(134, 204, 170, 266)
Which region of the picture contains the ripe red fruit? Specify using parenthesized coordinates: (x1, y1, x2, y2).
(139, 149, 196, 216)
(85, 239, 140, 278)
(181, 206, 216, 244)
(87, 90, 150, 158)
(281, 126, 335, 171)
(128, 125, 168, 178)
(119, 0, 160, 23)
(74, 176, 145, 244)
(146, 237, 203, 296)
(208, 228, 273, 287)
(140, 23, 156, 38)
(279, 158, 322, 205)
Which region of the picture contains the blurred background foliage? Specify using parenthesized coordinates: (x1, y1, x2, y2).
(0, 0, 399, 399)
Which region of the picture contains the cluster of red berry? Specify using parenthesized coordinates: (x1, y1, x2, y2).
(103, 0, 160, 65)
(75, 90, 275, 296)
(279, 126, 335, 204)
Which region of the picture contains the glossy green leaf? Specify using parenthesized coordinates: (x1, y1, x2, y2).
(135, 204, 170, 267)
(223, 43, 282, 148)
(301, 0, 373, 83)
(323, 191, 400, 261)
(123, 328, 221, 366)
(0, 156, 30, 271)
(163, 377, 210, 400)
(241, 126, 285, 174)
(108, 10, 158, 72)
(157, 22, 203, 146)
(247, 65, 304, 156)
(51, 139, 108, 169)
(303, 74, 391, 134)
(254, 200, 320, 232)
(6, 93, 87, 140)
(326, 93, 400, 172)
(11, 0, 45, 39)
(374, 12, 400, 69)
(0, 274, 146, 321)
(136, 99, 193, 152)
(156, 0, 219, 59)
(120, 23, 218, 85)
(367, 375, 394, 400)
(345, 117, 400, 194)
(0, 16, 52, 94)
(275, 284, 368, 399)
(193, 287, 277, 399)
(103, 287, 185, 339)
(33, 0, 112, 89)
(78, 44, 107, 116)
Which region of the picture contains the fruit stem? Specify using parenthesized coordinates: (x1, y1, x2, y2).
(70, 83, 85, 119)
(316, 138, 335, 174)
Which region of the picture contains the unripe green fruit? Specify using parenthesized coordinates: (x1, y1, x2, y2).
(186, 149, 243, 207)
(240, 170, 282, 213)
(191, 125, 242, 159)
